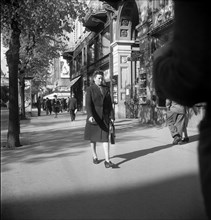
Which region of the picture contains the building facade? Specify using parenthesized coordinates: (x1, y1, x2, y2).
(64, 0, 204, 127)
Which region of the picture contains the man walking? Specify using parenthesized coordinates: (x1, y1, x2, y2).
(166, 99, 186, 145)
(45, 98, 52, 115)
(68, 94, 77, 121)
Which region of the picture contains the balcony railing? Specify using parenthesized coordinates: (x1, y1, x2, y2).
(83, 1, 107, 32)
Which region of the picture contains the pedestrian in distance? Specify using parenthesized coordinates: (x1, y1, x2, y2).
(165, 99, 186, 145)
(84, 70, 116, 168)
(52, 95, 60, 118)
(37, 96, 41, 116)
(64, 98, 67, 111)
(66, 97, 70, 112)
(45, 98, 52, 115)
(67, 93, 77, 121)
(61, 98, 65, 112)
(152, 0, 211, 218)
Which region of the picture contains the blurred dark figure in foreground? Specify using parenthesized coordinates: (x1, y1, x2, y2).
(153, 1, 210, 218)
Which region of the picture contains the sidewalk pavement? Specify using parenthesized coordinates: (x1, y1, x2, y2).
(1, 109, 208, 220)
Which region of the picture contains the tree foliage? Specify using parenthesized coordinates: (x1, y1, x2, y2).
(0, 0, 87, 148)
(1, 0, 87, 75)
(1, 0, 86, 34)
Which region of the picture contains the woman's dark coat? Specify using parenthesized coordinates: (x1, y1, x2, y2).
(84, 83, 114, 142)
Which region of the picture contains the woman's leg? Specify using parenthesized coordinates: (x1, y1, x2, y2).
(91, 142, 97, 159)
(184, 126, 188, 138)
(103, 142, 110, 162)
(103, 142, 116, 168)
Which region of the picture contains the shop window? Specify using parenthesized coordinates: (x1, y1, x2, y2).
(103, 69, 110, 83)
(102, 27, 110, 57)
(76, 52, 82, 72)
(72, 59, 76, 74)
(113, 85, 118, 104)
(138, 67, 147, 104)
(112, 75, 118, 104)
(95, 36, 101, 60)
(88, 42, 95, 65)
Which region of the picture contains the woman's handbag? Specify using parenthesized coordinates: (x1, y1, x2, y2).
(109, 121, 115, 144)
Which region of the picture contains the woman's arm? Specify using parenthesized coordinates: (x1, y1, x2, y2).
(86, 87, 93, 120)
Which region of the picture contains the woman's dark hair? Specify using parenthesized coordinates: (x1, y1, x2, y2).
(93, 70, 104, 78)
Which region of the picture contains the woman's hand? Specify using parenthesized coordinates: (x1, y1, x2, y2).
(88, 116, 95, 123)
(110, 118, 114, 123)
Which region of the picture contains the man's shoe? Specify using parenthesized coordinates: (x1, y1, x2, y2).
(173, 136, 182, 145)
(182, 137, 189, 143)
(178, 140, 184, 145)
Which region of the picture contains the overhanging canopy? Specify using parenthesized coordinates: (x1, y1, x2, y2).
(68, 76, 81, 87)
(43, 92, 70, 100)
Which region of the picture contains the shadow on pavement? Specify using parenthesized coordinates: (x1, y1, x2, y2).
(189, 134, 199, 143)
(113, 143, 173, 166)
(113, 134, 199, 166)
(1, 126, 88, 169)
(2, 173, 207, 220)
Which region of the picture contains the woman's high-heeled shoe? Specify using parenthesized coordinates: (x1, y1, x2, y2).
(93, 158, 99, 164)
(104, 161, 115, 168)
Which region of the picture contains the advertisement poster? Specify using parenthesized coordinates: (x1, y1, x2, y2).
(60, 56, 70, 78)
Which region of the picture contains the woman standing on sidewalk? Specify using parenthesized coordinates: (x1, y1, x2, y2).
(84, 70, 115, 168)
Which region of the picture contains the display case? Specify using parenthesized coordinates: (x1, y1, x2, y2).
(138, 67, 147, 104)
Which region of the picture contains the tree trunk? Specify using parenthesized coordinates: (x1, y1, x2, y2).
(6, 19, 21, 148)
(20, 77, 26, 119)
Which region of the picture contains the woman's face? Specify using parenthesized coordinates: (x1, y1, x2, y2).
(94, 74, 103, 86)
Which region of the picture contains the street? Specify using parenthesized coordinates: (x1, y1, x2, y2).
(1, 109, 208, 220)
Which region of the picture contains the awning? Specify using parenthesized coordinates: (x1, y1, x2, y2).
(43, 92, 70, 100)
(69, 76, 81, 87)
